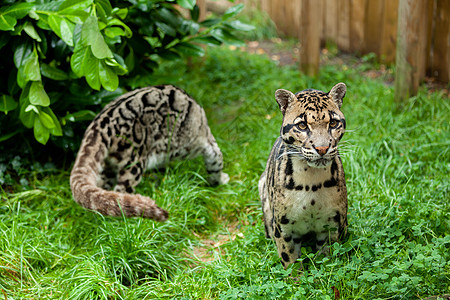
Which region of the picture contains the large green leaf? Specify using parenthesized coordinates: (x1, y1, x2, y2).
(38, 110, 56, 129)
(80, 16, 99, 45)
(155, 7, 180, 28)
(95, 0, 112, 22)
(124, 47, 135, 72)
(17, 50, 41, 88)
(0, 14, 16, 31)
(29, 81, 50, 106)
(33, 117, 50, 144)
(81, 16, 112, 59)
(223, 4, 244, 20)
(174, 42, 204, 57)
(23, 22, 42, 41)
(99, 61, 118, 91)
(0, 95, 18, 114)
(105, 55, 127, 75)
(190, 36, 222, 46)
(158, 49, 181, 61)
(90, 33, 113, 59)
(104, 26, 124, 38)
(18, 84, 35, 128)
(33, 1, 64, 13)
(2, 2, 34, 19)
(211, 28, 245, 46)
(106, 18, 132, 38)
(200, 18, 221, 27)
(13, 39, 33, 68)
(190, 4, 199, 22)
(71, 46, 91, 77)
(84, 53, 101, 90)
(48, 15, 74, 46)
(20, 109, 36, 128)
(177, 0, 196, 10)
(19, 99, 35, 129)
(155, 21, 177, 37)
(43, 107, 62, 136)
(59, 18, 74, 46)
(144, 36, 162, 48)
(180, 19, 199, 35)
(41, 63, 70, 80)
(226, 20, 255, 32)
(113, 8, 128, 20)
(23, 52, 41, 82)
(59, 0, 93, 15)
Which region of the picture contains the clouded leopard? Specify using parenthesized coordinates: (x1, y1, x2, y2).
(259, 83, 348, 267)
(70, 85, 229, 221)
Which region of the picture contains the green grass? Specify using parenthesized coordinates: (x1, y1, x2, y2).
(1, 45, 449, 299)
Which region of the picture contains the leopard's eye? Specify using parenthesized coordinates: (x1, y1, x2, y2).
(329, 119, 339, 128)
(296, 121, 307, 130)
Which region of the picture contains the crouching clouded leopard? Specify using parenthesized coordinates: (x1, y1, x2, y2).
(70, 85, 229, 221)
(259, 83, 348, 268)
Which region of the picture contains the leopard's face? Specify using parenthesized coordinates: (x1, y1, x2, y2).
(275, 83, 346, 168)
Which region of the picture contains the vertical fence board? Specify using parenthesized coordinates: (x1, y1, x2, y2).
(273, 0, 283, 33)
(300, 0, 323, 76)
(292, 0, 302, 38)
(323, 0, 339, 43)
(337, 0, 351, 52)
(379, 0, 399, 63)
(279, 0, 290, 35)
(289, 0, 300, 37)
(417, 0, 433, 81)
(431, 0, 450, 82)
(421, 0, 434, 80)
(364, 0, 383, 55)
(267, 0, 273, 17)
(395, 0, 430, 102)
(349, 0, 366, 53)
(261, 0, 269, 12)
(270, 0, 278, 30)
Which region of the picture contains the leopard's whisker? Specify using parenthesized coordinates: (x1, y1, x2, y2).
(276, 151, 304, 160)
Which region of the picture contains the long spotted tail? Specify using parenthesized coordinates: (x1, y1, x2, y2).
(70, 173, 169, 221)
(69, 132, 168, 221)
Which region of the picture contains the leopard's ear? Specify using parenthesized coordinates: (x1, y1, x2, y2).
(328, 83, 346, 108)
(275, 89, 296, 115)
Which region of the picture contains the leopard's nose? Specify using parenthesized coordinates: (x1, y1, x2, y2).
(314, 146, 329, 156)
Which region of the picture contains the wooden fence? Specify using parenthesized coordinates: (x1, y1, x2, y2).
(202, 0, 449, 101)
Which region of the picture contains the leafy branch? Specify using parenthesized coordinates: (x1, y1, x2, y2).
(0, 0, 253, 146)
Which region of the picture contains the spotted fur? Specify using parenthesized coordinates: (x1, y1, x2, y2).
(259, 83, 348, 267)
(70, 85, 229, 221)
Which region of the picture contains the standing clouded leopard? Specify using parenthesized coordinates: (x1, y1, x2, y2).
(70, 85, 229, 221)
(259, 83, 348, 267)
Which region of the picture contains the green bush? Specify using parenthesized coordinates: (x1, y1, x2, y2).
(0, 0, 252, 147)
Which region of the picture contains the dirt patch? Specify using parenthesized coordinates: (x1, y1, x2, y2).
(189, 206, 258, 264)
(190, 225, 245, 263)
(191, 230, 244, 263)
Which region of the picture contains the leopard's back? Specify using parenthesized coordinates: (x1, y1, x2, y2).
(70, 85, 228, 221)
